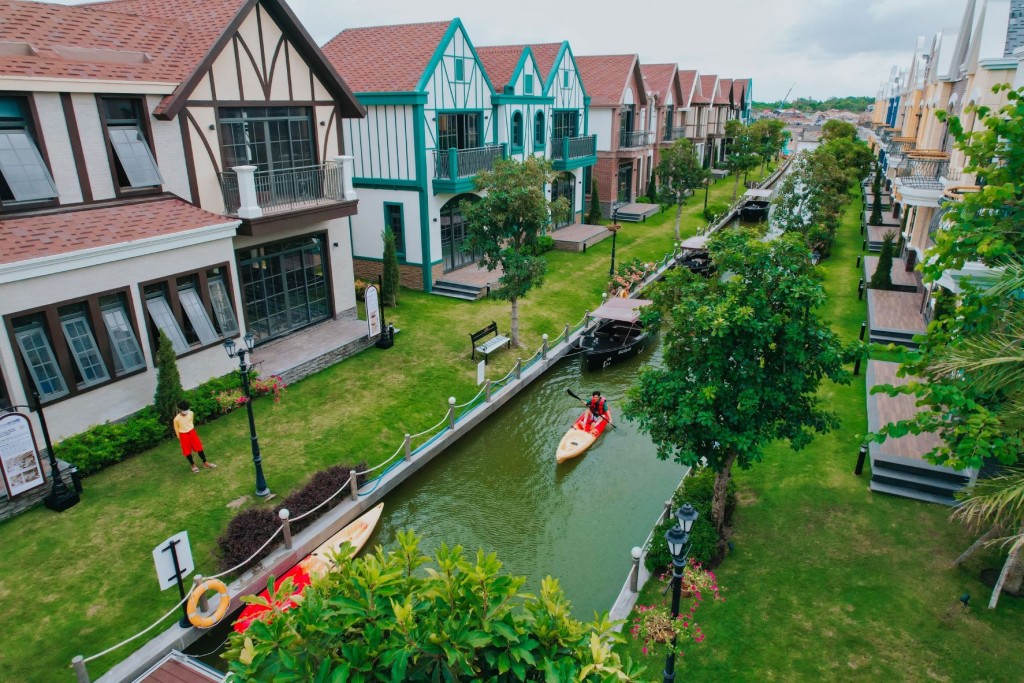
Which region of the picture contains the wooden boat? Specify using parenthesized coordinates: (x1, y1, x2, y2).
(738, 188, 773, 222)
(556, 409, 611, 463)
(232, 502, 384, 632)
(578, 298, 654, 371)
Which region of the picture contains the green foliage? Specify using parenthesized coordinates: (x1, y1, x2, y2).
(152, 330, 183, 426)
(869, 165, 884, 226)
(770, 148, 853, 257)
(463, 157, 568, 346)
(749, 118, 787, 170)
(645, 175, 657, 204)
(822, 137, 875, 183)
(587, 176, 603, 224)
(821, 119, 858, 143)
(869, 85, 1024, 470)
(624, 230, 857, 532)
(225, 531, 645, 681)
(656, 138, 710, 238)
(704, 201, 730, 222)
(525, 234, 555, 256)
(381, 227, 400, 307)
(723, 120, 762, 199)
(645, 467, 736, 572)
(869, 232, 897, 290)
(753, 96, 873, 113)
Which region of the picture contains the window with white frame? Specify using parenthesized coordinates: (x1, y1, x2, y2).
(0, 95, 58, 206)
(13, 319, 68, 401)
(100, 295, 146, 375)
(101, 97, 161, 190)
(142, 266, 240, 356)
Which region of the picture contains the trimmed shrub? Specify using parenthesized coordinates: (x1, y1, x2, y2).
(381, 227, 400, 307)
(277, 464, 369, 536)
(587, 177, 602, 224)
(216, 508, 280, 573)
(153, 330, 183, 426)
(644, 467, 736, 572)
(704, 201, 730, 222)
(646, 176, 658, 204)
(525, 234, 555, 256)
(869, 231, 897, 290)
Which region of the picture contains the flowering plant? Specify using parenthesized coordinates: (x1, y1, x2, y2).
(629, 604, 705, 657)
(214, 374, 287, 413)
(608, 258, 651, 295)
(664, 558, 723, 605)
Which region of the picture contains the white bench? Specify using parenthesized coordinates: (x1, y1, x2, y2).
(470, 321, 511, 364)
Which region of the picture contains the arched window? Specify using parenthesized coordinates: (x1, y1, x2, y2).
(511, 111, 523, 149)
(534, 112, 545, 150)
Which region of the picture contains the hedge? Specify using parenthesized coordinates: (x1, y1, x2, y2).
(644, 467, 736, 572)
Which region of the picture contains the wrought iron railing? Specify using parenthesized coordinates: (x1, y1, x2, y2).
(219, 163, 344, 215)
(619, 130, 654, 148)
(896, 158, 959, 189)
(433, 145, 504, 179)
(663, 126, 688, 141)
(550, 135, 596, 160)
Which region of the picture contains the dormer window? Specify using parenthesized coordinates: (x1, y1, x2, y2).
(0, 95, 58, 207)
(100, 97, 162, 191)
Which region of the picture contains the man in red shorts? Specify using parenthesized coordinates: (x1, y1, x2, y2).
(173, 400, 216, 473)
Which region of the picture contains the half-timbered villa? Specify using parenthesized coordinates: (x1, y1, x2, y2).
(575, 54, 655, 218)
(691, 74, 717, 167)
(0, 0, 366, 441)
(641, 63, 686, 177)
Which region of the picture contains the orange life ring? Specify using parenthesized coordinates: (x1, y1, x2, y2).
(187, 579, 230, 628)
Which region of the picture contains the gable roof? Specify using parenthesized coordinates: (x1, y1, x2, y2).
(640, 63, 677, 104)
(322, 20, 453, 93)
(527, 43, 564, 83)
(1, 0, 362, 120)
(476, 45, 530, 92)
(678, 69, 698, 107)
(575, 54, 646, 106)
(693, 74, 717, 104)
(714, 78, 732, 105)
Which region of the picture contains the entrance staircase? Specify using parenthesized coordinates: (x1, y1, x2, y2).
(614, 202, 660, 222)
(432, 279, 487, 301)
(869, 456, 970, 505)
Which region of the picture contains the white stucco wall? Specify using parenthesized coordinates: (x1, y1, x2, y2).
(592, 108, 613, 151)
(349, 188, 422, 263)
(33, 93, 83, 204)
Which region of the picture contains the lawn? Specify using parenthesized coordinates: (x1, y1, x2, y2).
(0, 173, 757, 681)
(616, 188, 1024, 679)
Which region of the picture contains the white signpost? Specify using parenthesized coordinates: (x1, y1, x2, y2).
(0, 413, 46, 498)
(365, 285, 382, 338)
(477, 360, 486, 386)
(153, 531, 194, 591)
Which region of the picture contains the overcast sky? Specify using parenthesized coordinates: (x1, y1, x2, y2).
(62, 0, 968, 101)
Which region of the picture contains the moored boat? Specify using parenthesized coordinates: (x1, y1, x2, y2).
(578, 298, 654, 370)
(738, 188, 773, 222)
(556, 409, 611, 463)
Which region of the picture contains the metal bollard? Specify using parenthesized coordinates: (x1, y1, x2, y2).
(515, 359, 522, 380)
(349, 470, 359, 501)
(664, 499, 672, 521)
(404, 433, 412, 461)
(563, 323, 571, 343)
(854, 444, 868, 476)
(448, 396, 456, 429)
(856, 254, 862, 269)
(72, 656, 90, 683)
(862, 239, 867, 252)
(859, 321, 867, 341)
(630, 546, 642, 593)
(192, 574, 210, 611)
(484, 380, 492, 402)
(857, 278, 865, 300)
(542, 334, 548, 360)
(279, 509, 292, 550)
(854, 355, 862, 376)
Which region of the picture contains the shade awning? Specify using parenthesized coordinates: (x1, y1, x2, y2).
(591, 298, 653, 323)
(679, 235, 708, 250)
(743, 188, 773, 199)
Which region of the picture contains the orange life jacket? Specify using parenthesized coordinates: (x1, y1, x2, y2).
(588, 396, 607, 415)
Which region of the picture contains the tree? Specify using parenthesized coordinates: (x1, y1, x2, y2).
(381, 227, 400, 307)
(153, 330, 183, 427)
(624, 230, 855, 540)
(821, 137, 874, 183)
(750, 118, 786, 173)
(587, 175, 602, 225)
(869, 165, 883, 226)
(655, 138, 710, 240)
(821, 119, 858, 144)
(770, 148, 851, 257)
(869, 231, 897, 290)
(225, 531, 645, 681)
(462, 157, 569, 347)
(723, 120, 760, 198)
(645, 174, 657, 203)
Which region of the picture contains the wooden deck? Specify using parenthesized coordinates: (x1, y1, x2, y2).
(866, 223, 901, 251)
(864, 255, 919, 291)
(134, 651, 224, 682)
(615, 202, 660, 222)
(863, 211, 901, 228)
(551, 222, 611, 252)
(251, 316, 372, 384)
(866, 288, 927, 334)
(866, 361, 943, 462)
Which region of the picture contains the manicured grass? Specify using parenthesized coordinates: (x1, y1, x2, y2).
(0, 174, 757, 681)
(616, 188, 1024, 679)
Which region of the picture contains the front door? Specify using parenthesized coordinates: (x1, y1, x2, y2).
(550, 172, 576, 229)
(617, 163, 632, 203)
(440, 195, 481, 272)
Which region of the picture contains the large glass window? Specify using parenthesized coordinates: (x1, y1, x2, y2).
(13, 319, 68, 401)
(100, 295, 146, 376)
(551, 111, 578, 140)
(619, 105, 634, 135)
(440, 195, 481, 272)
(237, 236, 329, 342)
(436, 113, 480, 151)
(142, 267, 239, 356)
(218, 107, 316, 172)
(101, 97, 161, 190)
(0, 96, 58, 205)
(384, 203, 405, 257)
(664, 105, 674, 140)
(59, 306, 110, 388)
(534, 112, 545, 150)
(511, 112, 523, 149)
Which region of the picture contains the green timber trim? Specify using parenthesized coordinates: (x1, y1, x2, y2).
(432, 176, 478, 195)
(492, 94, 554, 104)
(583, 96, 591, 135)
(356, 92, 428, 105)
(413, 102, 433, 292)
(354, 254, 418, 267)
(553, 154, 597, 172)
(353, 177, 420, 189)
(416, 18, 498, 98)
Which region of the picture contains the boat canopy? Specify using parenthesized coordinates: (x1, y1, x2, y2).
(679, 235, 708, 251)
(591, 298, 653, 323)
(743, 188, 773, 199)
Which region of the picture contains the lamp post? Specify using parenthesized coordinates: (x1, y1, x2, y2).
(703, 177, 711, 212)
(609, 203, 621, 278)
(224, 332, 271, 498)
(663, 502, 699, 683)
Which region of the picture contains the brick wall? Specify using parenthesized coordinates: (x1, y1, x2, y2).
(353, 259, 426, 291)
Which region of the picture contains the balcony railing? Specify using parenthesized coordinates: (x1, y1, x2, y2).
(619, 130, 654, 148)
(550, 135, 596, 161)
(663, 127, 688, 142)
(895, 158, 960, 190)
(433, 145, 504, 179)
(219, 161, 352, 216)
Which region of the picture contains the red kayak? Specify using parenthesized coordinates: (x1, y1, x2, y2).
(555, 409, 611, 463)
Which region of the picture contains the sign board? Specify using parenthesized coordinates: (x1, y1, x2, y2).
(153, 531, 194, 591)
(0, 413, 46, 498)
(477, 360, 486, 386)
(365, 285, 382, 337)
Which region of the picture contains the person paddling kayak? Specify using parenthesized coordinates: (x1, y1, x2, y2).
(581, 391, 609, 431)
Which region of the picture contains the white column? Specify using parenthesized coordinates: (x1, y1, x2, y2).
(232, 165, 263, 219)
(335, 155, 357, 201)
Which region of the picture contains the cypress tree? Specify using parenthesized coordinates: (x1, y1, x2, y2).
(153, 330, 184, 427)
(869, 165, 883, 226)
(869, 231, 896, 290)
(587, 177, 602, 224)
(381, 227, 400, 307)
(645, 175, 657, 203)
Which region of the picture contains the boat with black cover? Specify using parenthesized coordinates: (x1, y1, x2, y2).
(578, 298, 654, 370)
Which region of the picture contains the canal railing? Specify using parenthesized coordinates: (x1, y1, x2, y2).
(75, 164, 793, 682)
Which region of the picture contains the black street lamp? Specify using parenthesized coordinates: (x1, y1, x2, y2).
(609, 203, 621, 278)
(1, 394, 80, 511)
(224, 332, 271, 498)
(663, 502, 699, 683)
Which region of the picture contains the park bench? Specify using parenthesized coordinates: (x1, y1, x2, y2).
(470, 321, 511, 364)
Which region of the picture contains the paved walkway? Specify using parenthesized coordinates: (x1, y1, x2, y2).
(551, 223, 611, 251)
(251, 316, 369, 379)
(435, 262, 504, 287)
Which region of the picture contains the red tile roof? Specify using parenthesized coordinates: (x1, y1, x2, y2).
(476, 45, 526, 91)
(575, 54, 640, 107)
(693, 74, 717, 104)
(640, 63, 676, 102)
(322, 20, 452, 93)
(0, 197, 234, 266)
(527, 43, 563, 84)
(732, 78, 749, 106)
(678, 69, 698, 107)
(715, 78, 732, 105)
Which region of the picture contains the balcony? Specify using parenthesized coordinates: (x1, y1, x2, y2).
(432, 144, 505, 195)
(619, 130, 653, 149)
(662, 127, 688, 142)
(219, 159, 357, 235)
(550, 135, 597, 171)
(894, 154, 959, 192)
